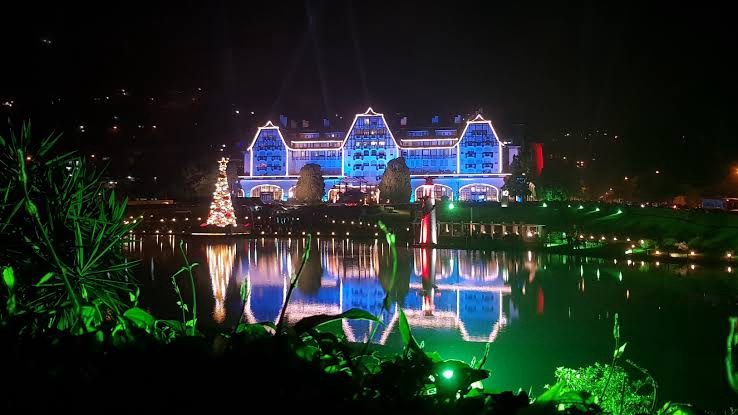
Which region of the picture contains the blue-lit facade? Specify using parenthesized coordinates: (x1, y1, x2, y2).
(239, 108, 520, 203)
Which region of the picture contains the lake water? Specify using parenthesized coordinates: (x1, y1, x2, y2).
(125, 235, 738, 410)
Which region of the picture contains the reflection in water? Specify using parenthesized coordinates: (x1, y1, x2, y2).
(129, 237, 738, 409)
(234, 239, 510, 344)
(206, 244, 236, 323)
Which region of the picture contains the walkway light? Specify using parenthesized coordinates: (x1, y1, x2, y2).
(448, 202, 455, 210)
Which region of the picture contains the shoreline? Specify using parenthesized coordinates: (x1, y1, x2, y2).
(128, 231, 736, 268)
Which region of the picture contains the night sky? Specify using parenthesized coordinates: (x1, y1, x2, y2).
(1, 1, 736, 188)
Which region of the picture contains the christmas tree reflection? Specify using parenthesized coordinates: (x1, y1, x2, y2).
(206, 244, 236, 323)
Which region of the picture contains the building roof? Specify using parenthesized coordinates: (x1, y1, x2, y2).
(247, 109, 506, 151)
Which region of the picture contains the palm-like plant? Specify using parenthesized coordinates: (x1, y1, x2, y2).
(0, 121, 138, 334)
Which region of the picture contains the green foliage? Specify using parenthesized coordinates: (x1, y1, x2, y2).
(293, 308, 380, 335)
(123, 307, 156, 331)
(169, 240, 199, 336)
(294, 163, 325, 204)
(726, 317, 738, 394)
(536, 159, 581, 201)
(503, 153, 533, 199)
(553, 363, 654, 415)
(544, 313, 657, 415)
(0, 121, 139, 335)
(378, 157, 411, 204)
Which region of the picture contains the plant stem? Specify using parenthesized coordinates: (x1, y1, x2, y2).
(179, 242, 197, 336)
(23, 180, 81, 318)
(618, 370, 627, 415)
(276, 235, 311, 332)
(601, 338, 618, 400)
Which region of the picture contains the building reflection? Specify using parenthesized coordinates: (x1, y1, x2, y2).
(230, 238, 512, 344)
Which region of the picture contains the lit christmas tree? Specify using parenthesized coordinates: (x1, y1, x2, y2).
(205, 157, 237, 228)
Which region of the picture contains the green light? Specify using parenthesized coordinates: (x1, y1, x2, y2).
(542, 202, 548, 208)
(595, 207, 600, 212)
(448, 202, 455, 210)
(567, 204, 571, 208)
(442, 369, 454, 379)
(578, 205, 584, 210)
(617, 209, 623, 214)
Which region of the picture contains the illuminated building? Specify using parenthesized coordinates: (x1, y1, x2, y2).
(239, 108, 521, 202)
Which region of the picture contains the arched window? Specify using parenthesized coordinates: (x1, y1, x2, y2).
(458, 184, 499, 202)
(250, 185, 284, 203)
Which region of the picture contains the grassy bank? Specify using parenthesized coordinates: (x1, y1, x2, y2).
(434, 202, 738, 255)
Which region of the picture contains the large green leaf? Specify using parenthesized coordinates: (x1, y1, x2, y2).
(2, 267, 15, 290)
(123, 307, 156, 330)
(35, 272, 55, 287)
(235, 322, 269, 337)
(398, 307, 421, 352)
(293, 308, 380, 335)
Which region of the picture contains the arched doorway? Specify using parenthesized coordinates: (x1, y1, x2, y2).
(414, 184, 453, 201)
(327, 188, 341, 203)
(251, 184, 284, 203)
(458, 184, 499, 202)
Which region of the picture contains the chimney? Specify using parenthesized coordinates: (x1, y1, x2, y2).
(431, 115, 439, 124)
(279, 114, 288, 127)
(302, 120, 309, 128)
(323, 118, 330, 128)
(453, 115, 461, 124)
(400, 116, 407, 126)
(290, 120, 298, 129)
